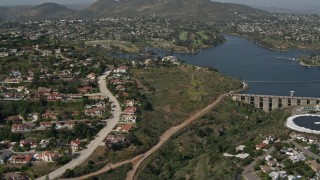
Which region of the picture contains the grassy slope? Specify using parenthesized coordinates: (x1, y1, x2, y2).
(72, 64, 241, 178)
(131, 65, 241, 145)
(105, 65, 240, 163)
(137, 100, 291, 179)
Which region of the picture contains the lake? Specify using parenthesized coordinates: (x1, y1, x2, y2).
(148, 35, 320, 97)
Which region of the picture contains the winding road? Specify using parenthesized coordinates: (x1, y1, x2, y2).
(37, 72, 121, 180)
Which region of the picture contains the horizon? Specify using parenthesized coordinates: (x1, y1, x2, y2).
(0, 0, 320, 6)
(0, 0, 320, 14)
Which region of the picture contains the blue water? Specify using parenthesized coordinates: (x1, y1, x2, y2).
(293, 116, 320, 131)
(148, 35, 320, 97)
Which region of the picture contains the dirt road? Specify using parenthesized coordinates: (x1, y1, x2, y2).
(126, 95, 225, 180)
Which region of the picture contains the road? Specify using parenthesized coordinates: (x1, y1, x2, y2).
(287, 140, 320, 159)
(64, 155, 144, 180)
(126, 95, 225, 180)
(242, 147, 275, 180)
(37, 72, 121, 180)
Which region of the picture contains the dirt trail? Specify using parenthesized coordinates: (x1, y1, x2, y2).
(63, 155, 144, 180)
(65, 95, 224, 180)
(126, 94, 225, 180)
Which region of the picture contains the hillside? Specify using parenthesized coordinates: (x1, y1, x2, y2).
(0, 0, 270, 22)
(76, 0, 270, 22)
(0, 3, 75, 21)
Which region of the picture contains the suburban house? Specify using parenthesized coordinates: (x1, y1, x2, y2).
(85, 107, 105, 117)
(125, 100, 135, 107)
(37, 87, 52, 95)
(124, 107, 137, 115)
(46, 93, 64, 101)
(78, 86, 93, 94)
(42, 112, 59, 120)
(34, 151, 59, 162)
(116, 124, 134, 133)
(71, 139, 82, 151)
(10, 155, 33, 163)
(114, 66, 129, 73)
(11, 124, 32, 132)
(19, 138, 37, 148)
(105, 135, 126, 144)
(40, 122, 52, 129)
(121, 115, 137, 123)
(256, 143, 268, 150)
(290, 152, 306, 163)
(87, 72, 97, 80)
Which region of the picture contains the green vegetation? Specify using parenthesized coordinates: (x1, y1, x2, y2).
(86, 164, 132, 180)
(299, 54, 320, 67)
(179, 31, 188, 41)
(135, 100, 291, 179)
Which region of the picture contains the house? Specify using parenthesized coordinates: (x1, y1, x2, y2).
(121, 115, 137, 123)
(256, 143, 268, 150)
(235, 153, 250, 159)
(11, 155, 33, 163)
(236, 145, 246, 152)
(269, 171, 287, 180)
(78, 86, 92, 94)
(307, 160, 320, 172)
(56, 122, 66, 129)
(260, 165, 272, 173)
(3, 172, 28, 180)
(288, 175, 296, 180)
(5, 115, 23, 123)
(124, 107, 137, 114)
(46, 93, 64, 101)
(34, 151, 59, 162)
(87, 72, 96, 80)
(111, 79, 125, 85)
(71, 139, 82, 151)
(162, 56, 179, 64)
(37, 87, 52, 95)
(290, 152, 306, 163)
(65, 121, 76, 129)
(85, 107, 105, 117)
(40, 122, 52, 129)
(72, 111, 81, 116)
(116, 124, 134, 133)
(116, 85, 126, 91)
(105, 135, 126, 144)
(11, 124, 32, 132)
(20, 138, 37, 148)
(265, 155, 273, 161)
(125, 100, 135, 107)
(39, 139, 50, 149)
(85, 94, 105, 100)
(114, 66, 129, 73)
(42, 112, 59, 120)
(42, 50, 52, 56)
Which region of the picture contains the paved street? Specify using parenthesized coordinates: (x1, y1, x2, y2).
(242, 147, 275, 180)
(37, 72, 121, 180)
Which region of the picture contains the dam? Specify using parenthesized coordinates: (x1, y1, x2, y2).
(233, 94, 320, 112)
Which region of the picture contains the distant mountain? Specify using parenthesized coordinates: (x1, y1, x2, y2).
(75, 0, 270, 22)
(0, 3, 75, 21)
(0, 0, 270, 22)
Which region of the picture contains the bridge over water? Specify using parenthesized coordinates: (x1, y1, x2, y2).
(233, 94, 320, 112)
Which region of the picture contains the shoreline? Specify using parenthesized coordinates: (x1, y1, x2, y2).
(228, 33, 320, 52)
